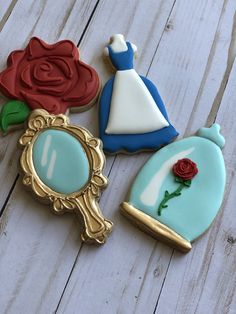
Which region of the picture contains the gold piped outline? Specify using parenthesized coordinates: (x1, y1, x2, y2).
(19, 109, 113, 244)
(120, 202, 191, 253)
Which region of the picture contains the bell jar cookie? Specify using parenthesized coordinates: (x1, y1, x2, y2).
(121, 124, 226, 252)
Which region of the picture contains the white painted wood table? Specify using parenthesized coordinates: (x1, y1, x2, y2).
(0, 1, 236, 313)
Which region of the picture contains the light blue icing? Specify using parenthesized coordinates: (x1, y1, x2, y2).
(32, 129, 90, 194)
(128, 131, 226, 242)
(197, 123, 225, 148)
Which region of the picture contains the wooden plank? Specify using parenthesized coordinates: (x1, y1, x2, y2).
(0, 0, 235, 313)
(0, 0, 17, 31)
(0, 0, 176, 313)
(0, 0, 97, 210)
(57, 1, 235, 314)
(0, 0, 98, 313)
(155, 41, 236, 314)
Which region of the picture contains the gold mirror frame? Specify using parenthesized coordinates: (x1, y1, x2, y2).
(19, 109, 113, 244)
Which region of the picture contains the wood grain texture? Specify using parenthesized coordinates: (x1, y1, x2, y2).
(0, 0, 17, 32)
(0, 0, 98, 211)
(156, 53, 236, 314)
(0, 0, 98, 313)
(0, 1, 176, 312)
(0, 0, 235, 313)
(58, 0, 236, 314)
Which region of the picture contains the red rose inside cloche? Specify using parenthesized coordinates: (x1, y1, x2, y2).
(172, 158, 198, 181)
(158, 158, 198, 216)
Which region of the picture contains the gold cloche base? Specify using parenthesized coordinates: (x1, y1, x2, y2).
(120, 202, 191, 253)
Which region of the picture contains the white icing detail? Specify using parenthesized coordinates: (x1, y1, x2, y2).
(47, 150, 57, 179)
(131, 43, 137, 54)
(105, 69, 169, 134)
(110, 34, 127, 52)
(41, 134, 51, 167)
(103, 47, 109, 57)
(140, 147, 195, 206)
(104, 34, 137, 57)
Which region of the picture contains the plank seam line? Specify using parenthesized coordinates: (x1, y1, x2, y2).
(153, 249, 174, 314)
(153, 4, 234, 310)
(27, 1, 48, 43)
(194, 175, 235, 313)
(184, 0, 236, 134)
(56, 0, 78, 39)
(0, 1, 101, 310)
(0, 0, 18, 33)
(207, 7, 236, 126)
(133, 242, 158, 312)
(77, 0, 100, 47)
(146, 0, 177, 77)
(0, 174, 18, 218)
(183, 0, 225, 135)
(54, 243, 84, 314)
(0, 0, 100, 218)
(53, 2, 102, 311)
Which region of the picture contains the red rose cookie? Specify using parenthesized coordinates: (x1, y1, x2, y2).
(0, 37, 100, 133)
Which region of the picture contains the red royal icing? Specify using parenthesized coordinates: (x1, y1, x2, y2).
(0, 37, 100, 114)
(172, 158, 198, 180)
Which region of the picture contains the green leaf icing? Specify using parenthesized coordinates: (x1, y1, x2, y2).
(0, 100, 30, 133)
(175, 177, 191, 187)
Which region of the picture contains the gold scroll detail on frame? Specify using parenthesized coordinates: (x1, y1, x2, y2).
(19, 109, 113, 244)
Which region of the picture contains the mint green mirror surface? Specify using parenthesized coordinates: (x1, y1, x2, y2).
(32, 129, 90, 194)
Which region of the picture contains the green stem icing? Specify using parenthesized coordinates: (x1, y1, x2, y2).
(0, 100, 30, 133)
(157, 177, 191, 216)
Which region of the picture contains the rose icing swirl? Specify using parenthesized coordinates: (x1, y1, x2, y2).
(0, 37, 100, 114)
(172, 158, 198, 180)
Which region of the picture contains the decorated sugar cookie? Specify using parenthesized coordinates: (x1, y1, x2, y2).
(19, 110, 112, 244)
(121, 124, 226, 252)
(0, 37, 100, 133)
(99, 34, 178, 154)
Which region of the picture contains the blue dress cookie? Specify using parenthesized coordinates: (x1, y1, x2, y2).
(99, 34, 178, 154)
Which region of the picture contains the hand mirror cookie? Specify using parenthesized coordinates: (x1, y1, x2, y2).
(19, 109, 112, 244)
(99, 34, 178, 154)
(121, 124, 226, 252)
(0, 37, 100, 133)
